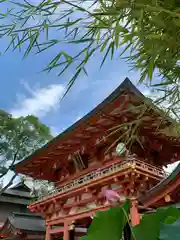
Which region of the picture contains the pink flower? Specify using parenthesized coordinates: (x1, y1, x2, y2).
(102, 189, 121, 203)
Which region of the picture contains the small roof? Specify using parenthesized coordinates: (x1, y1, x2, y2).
(1, 182, 33, 200)
(13, 78, 180, 181)
(0, 213, 45, 234)
(9, 213, 45, 232)
(10, 182, 31, 192)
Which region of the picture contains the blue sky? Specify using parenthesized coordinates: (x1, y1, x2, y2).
(0, 0, 153, 186)
(0, 32, 145, 136)
(2, 36, 178, 176)
(1, 48, 143, 135)
(0, 0, 148, 135)
(0, 35, 150, 185)
(0, 0, 178, 187)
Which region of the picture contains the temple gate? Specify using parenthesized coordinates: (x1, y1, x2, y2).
(13, 78, 180, 240)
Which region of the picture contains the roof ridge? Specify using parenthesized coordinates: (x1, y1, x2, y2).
(10, 182, 31, 191)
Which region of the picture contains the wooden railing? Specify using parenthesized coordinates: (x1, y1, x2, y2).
(31, 157, 167, 204)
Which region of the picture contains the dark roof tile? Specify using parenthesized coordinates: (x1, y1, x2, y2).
(8, 213, 45, 232)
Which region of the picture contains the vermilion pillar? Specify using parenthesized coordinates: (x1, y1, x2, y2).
(130, 200, 140, 227)
(64, 221, 69, 240)
(45, 225, 51, 240)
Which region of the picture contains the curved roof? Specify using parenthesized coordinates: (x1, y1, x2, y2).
(10, 182, 31, 192)
(13, 78, 180, 181)
(9, 213, 45, 232)
(0, 212, 45, 234)
(139, 163, 180, 207)
(2, 182, 33, 199)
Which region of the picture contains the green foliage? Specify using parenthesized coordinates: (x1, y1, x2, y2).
(0, 109, 52, 190)
(30, 179, 55, 200)
(83, 201, 180, 240)
(84, 201, 130, 240)
(160, 219, 180, 240)
(133, 207, 180, 240)
(0, 0, 179, 100)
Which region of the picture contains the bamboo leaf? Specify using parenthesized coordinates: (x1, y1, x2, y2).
(64, 68, 82, 97)
(100, 38, 109, 52)
(111, 41, 114, 59)
(151, 82, 173, 87)
(100, 42, 112, 68)
(68, 38, 94, 44)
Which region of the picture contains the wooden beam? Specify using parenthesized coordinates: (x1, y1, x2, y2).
(30, 168, 132, 208)
(47, 205, 109, 225)
(63, 195, 97, 209)
(143, 175, 180, 207)
(101, 111, 122, 122)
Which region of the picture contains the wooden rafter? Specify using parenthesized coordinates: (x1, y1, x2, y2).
(14, 78, 180, 182)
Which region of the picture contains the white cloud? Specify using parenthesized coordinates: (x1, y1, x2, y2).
(142, 87, 161, 100)
(10, 84, 65, 118)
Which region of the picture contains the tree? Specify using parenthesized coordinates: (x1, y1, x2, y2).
(0, 109, 52, 194)
(29, 179, 56, 201)
(0, 0, 179, 111)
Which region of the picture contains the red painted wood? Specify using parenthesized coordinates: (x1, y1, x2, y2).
(29, 168, 132, 209)
(55, 156, 123, 188)
(16, 91, 180, 180)
(130, 201, 140, 227)
(15, 88, 180, 235)
(45, 226, 51, 240)
(143, 174, 180, 208)
(47, 205, 109, 225)
(63, 221, 69, 240)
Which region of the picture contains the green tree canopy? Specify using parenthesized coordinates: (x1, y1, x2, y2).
(0, 109, 52, 193)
